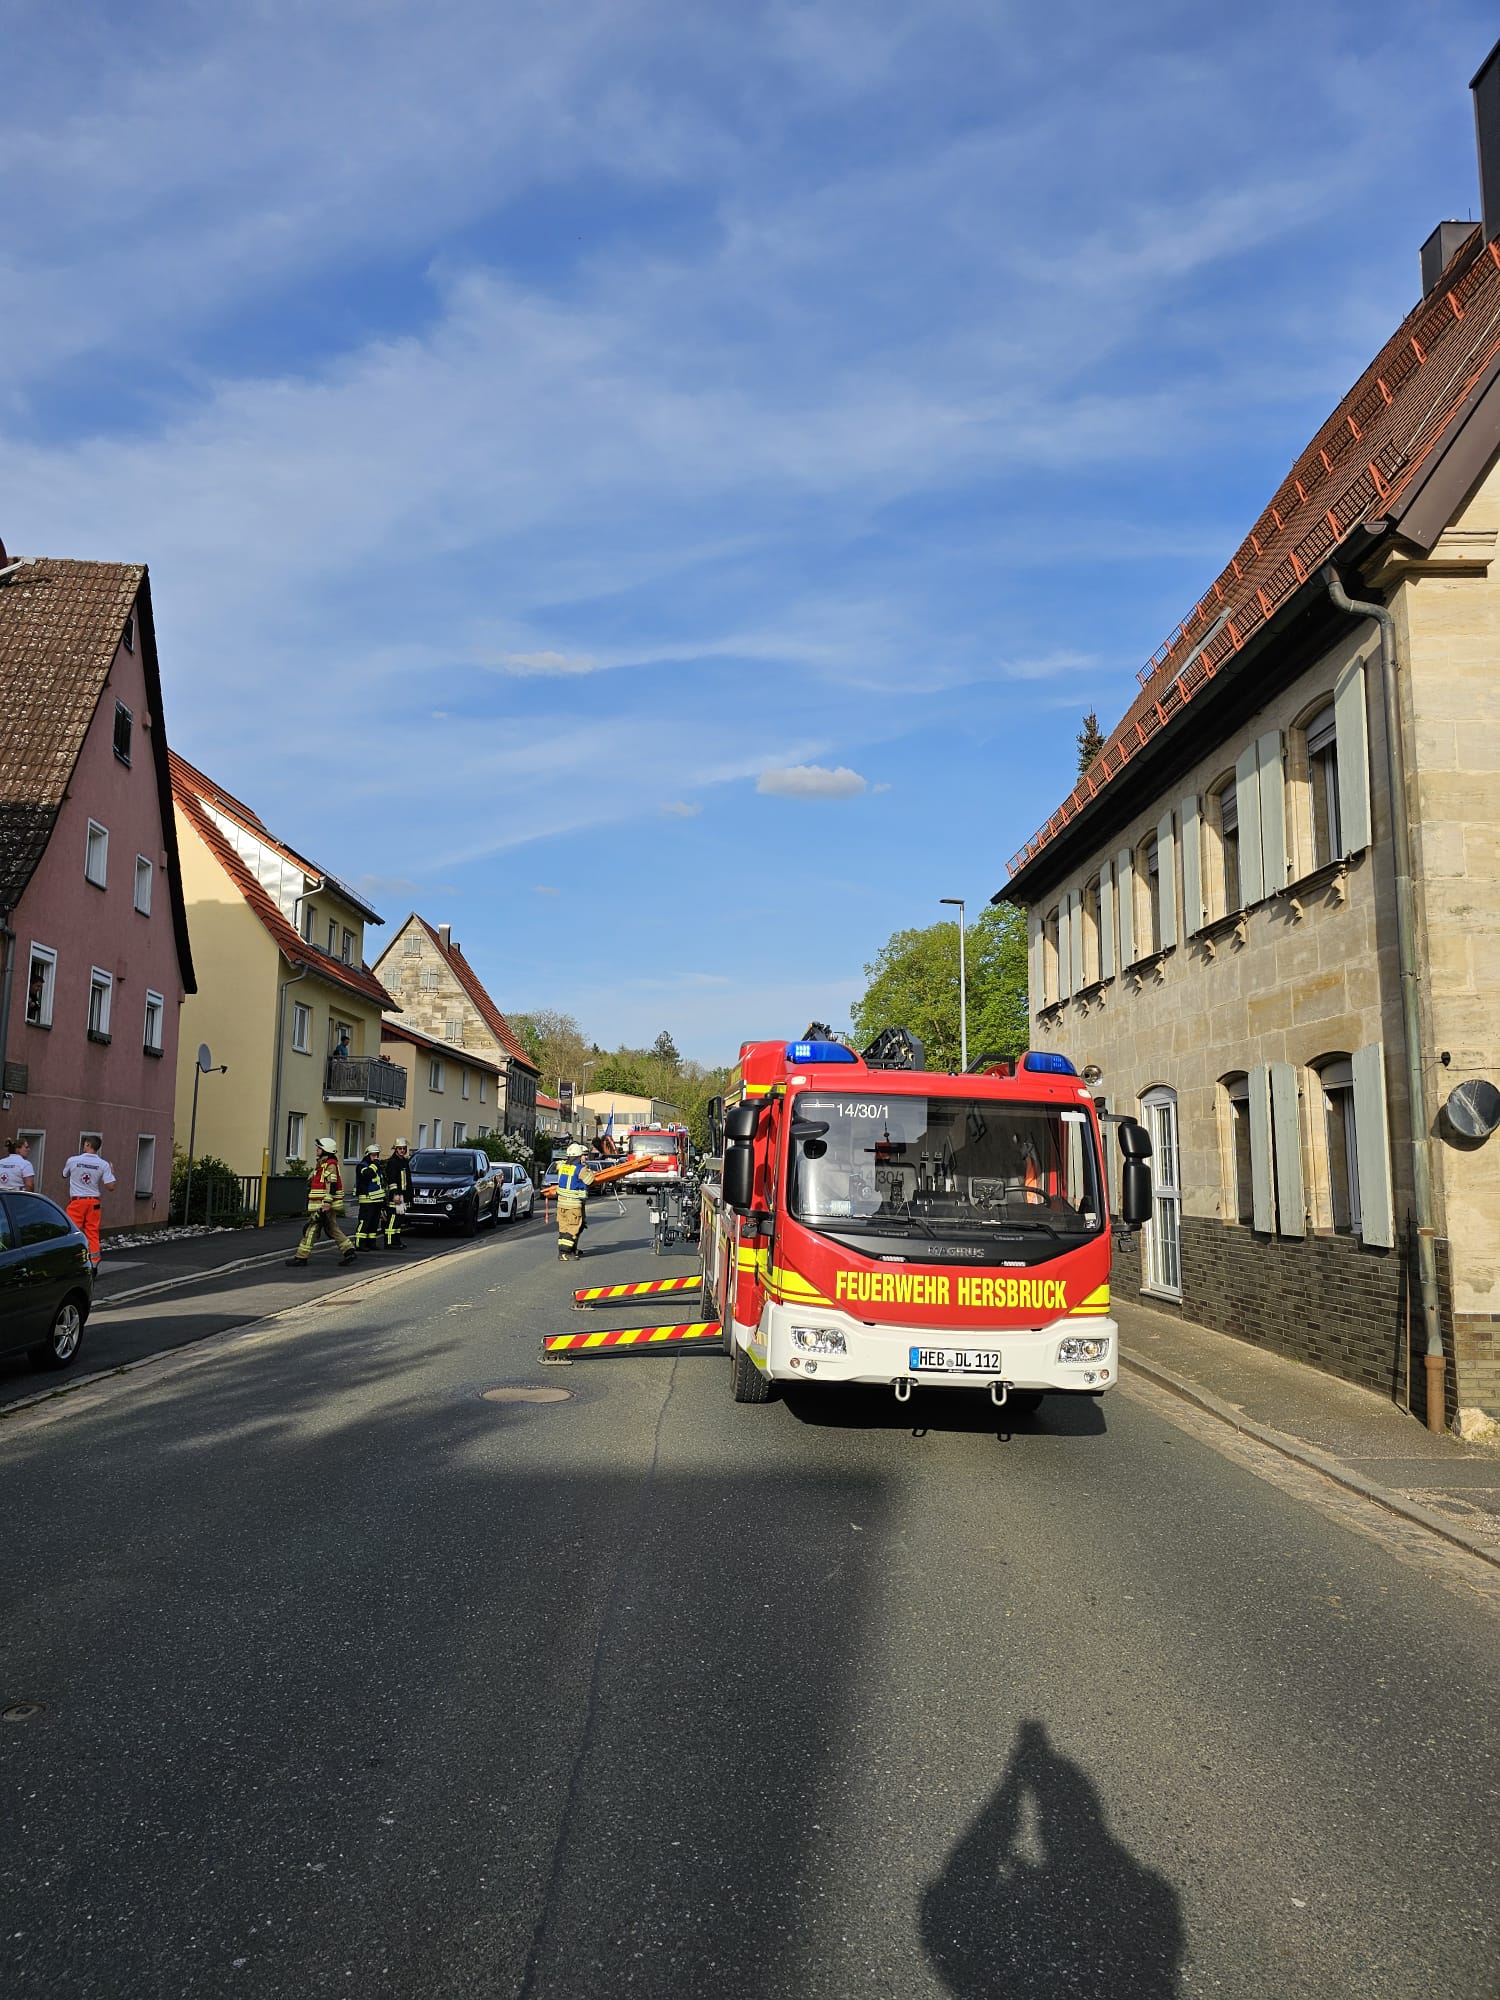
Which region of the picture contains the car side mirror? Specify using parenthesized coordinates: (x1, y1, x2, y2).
(724, 1100, 760, 1143)
(1120, 1158, 1152, 1229)
(1117, 1118, 1152, 1161)
(723, 1143, 755, 1212)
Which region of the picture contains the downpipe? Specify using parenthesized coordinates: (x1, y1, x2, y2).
(1323, 567, 1446, 1431)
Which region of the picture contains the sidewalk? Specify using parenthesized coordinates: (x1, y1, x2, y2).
(1118, 1294, 1500, 1565)
(93, 1218, 312, 1305)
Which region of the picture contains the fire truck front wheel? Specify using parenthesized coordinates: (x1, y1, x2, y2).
(729, 1331, 774, 1404)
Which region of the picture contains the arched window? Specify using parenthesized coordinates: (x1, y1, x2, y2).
(1312, 1054, 1359, 1232)
(1219, 1072, 1253, 1224)
(1304, 703, 1340, 868)
(1140, 1085, 1181, 1297)
(1206, 774, 1240, 918)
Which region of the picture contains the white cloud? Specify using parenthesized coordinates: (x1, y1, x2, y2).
(757, 764, 867, 799)
(658, 800, 701, 817)
(495, 651, 601, 676)
(532, 884, 560, 896)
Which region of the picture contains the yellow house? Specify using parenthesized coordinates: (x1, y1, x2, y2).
(374, 1020, 503, 1154)
(170, 753, 404, 1179)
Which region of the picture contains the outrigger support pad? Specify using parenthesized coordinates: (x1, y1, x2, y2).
(540, 1321, 725, 1362)
(572, 1273, 702, 1308)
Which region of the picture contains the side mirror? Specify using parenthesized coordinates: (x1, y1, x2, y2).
(1120, 1157, 1152, 1229)
(1117, 1118, 1153, 1161)
(724, 1100, 760, 1143)
(706, 1096, 724, 1157)
(723, 1146, 755, 1212)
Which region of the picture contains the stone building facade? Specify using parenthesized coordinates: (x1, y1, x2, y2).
(372, 917, 539, 1142)
(1001, 197, 1500, 1426)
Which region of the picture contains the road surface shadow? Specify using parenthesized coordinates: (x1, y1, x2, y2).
(781, 1384, 1108, 1437)
(921, 1719, 1183, 1997)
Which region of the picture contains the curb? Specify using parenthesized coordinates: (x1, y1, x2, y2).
(1122, 1352, 1500, 1574)
(95, 1244, 300, 1307)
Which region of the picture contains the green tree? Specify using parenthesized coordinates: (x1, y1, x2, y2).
(510, 1009, 596, 1095)
(651, 1028, 681, 1068)
(1076, 709, 1106, 774)
(850, 903, 1028, 1074)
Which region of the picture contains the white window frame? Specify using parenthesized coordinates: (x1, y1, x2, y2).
(88, 967, 113, 1040)
(85, 819, 109, 888)
(1316, 1056, 1360, 1233)
(453, 1121, 467, 1145)
(286, 1111, 307, 1163)
(417, 1123, 428, 1148)
(143, 989, 165, 1055)
(342, 1120, 363, 1161)
(134, 1134, 157, 1199)
(429, 1058, 444, 1092)
(327, 918, 339, 956)
(461, 1069, 471, 1100)
(1223, 1074, 1254, 1226)
(479, 1076, 488, 1104)
(432, 1118, 443, 1147)
(1140, 1086, 1182, 1300)
(26, 943, 57, 1028)
(134, 854, 153, 915)
(341, 928, 354, 965)
(291, 1003, 312, 1054)
(1306, 704, 1342, 869)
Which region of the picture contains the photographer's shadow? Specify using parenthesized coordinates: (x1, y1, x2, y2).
(921, 1719, 1183, 1998)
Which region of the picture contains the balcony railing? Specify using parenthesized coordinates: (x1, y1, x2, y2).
(324, 1056, 407, 1108)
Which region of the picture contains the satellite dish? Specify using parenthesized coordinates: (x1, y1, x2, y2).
(1446, 1078, 1500, 1141)
(197, 1043, 213, 1072)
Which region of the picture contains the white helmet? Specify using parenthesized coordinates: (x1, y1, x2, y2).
(566, 1143, 586, 1158)
(365, 1143, 381, 1157)
(394, 1138, 408, 1149)
(317, 1136, 338, 1153)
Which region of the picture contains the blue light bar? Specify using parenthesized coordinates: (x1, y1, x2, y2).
(787, 1040, 857, 1065)
(1022, 1051, 1077, 1076)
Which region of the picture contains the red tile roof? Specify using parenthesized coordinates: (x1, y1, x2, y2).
(412, 916, 539, 1072)
(1007, 229, 1500, 880)
(170, 752, 397, 1011)
(0, 556, 195, 987)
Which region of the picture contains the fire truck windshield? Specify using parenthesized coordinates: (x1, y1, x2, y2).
(787, 1092, 1104, 1264)
(630, 1134, 681, 1157)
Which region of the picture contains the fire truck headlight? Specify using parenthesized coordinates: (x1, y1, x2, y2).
(1056, 1334, 1109, 1364)
(790, 1326, 847, 1356)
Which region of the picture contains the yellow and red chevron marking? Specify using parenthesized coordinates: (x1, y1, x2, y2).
(573, 1274, 701, 1304)
(543, 1321, 722, 1354)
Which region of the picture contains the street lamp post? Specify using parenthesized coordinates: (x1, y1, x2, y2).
(939, 898, 968, 1072)
(183, 1044, 230, 1225)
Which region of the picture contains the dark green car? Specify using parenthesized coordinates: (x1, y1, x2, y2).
(0, 1191, 94, 1370)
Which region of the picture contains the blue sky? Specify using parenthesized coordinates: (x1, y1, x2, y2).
(5, 0, 1494, 1060)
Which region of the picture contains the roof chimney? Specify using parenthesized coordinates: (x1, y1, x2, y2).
(1421, 220, 1474, 296)
(1474, 35, 1500, 245)
(438, 923, 452, 953)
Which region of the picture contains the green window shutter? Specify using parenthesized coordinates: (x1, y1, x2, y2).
(1056, 893, 1073, 1001)
(1269, 1061, 1305, 1237)
(1334, 657, 1372, 856)
(1099, 861, 1116, 980)
(1028, 910, 1043, 1016)
(1351, 1042, 1395, 1248)
(1249, 1062, 1275, 1233)
(1258, 730, 1288, 892)
(1115, 847, 1135, 968)
(1236, 744, 1264, 904)
(1156, 810, 1177, 950)
(1180, 795, 1204, 935)
(1068, 886, 1085, 992)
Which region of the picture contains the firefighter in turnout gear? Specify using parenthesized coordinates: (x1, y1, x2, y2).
(554, 1143, 595, 1260)
(355, 1143, 388, 1249)
(286, 1140, 357, 1266)
(382, 1138, 412, 1249)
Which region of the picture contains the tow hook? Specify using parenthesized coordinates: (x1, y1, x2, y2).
(893, 1376, 912, 1403)
(989, 1381, 1009, 1408)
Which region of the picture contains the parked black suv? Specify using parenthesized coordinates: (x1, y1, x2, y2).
(404, 1149, 502, 1235)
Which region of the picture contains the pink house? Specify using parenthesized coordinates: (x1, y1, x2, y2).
(0, 547, 196, 1230)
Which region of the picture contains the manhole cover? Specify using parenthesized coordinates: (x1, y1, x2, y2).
(2, 1701, 44, 1722)
(481, 1387, 572, 1405)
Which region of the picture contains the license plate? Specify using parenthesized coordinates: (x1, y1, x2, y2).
(415, 1193, 435, 1204)
(909, 1347, 1003, 1373)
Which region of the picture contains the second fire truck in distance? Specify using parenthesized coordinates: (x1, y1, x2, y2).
(618, 1125, 690, 1190)
(699, 1028, 1152, 1409)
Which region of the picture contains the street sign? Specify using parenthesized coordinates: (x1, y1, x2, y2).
(559, 1080, 574, 1118)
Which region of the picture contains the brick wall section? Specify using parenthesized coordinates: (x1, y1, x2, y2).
(1114, 1217, 1459, 1425)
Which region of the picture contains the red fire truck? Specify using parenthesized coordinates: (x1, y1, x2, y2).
(700, 1028, 1152, 1408)
(620, 1125, 690, 1189)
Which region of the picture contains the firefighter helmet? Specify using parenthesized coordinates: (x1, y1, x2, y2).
(566, 1143, 586, 1158)
(317, 1136, 338, 1154)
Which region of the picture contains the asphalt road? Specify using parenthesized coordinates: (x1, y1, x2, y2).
(2, 1199, 1497, 1999)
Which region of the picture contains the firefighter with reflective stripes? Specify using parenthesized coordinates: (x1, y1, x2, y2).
(554, 1143, 595, 1260)
(355, 1143, 388, 1249)
(382, 1138, 411, 1249)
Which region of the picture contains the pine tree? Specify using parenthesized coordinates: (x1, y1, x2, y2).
(651, 1029, 681, 1068)
(1076, 710, 1106, 774)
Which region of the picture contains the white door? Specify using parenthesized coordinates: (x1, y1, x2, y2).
(1141, 1087, 1182, 1299)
